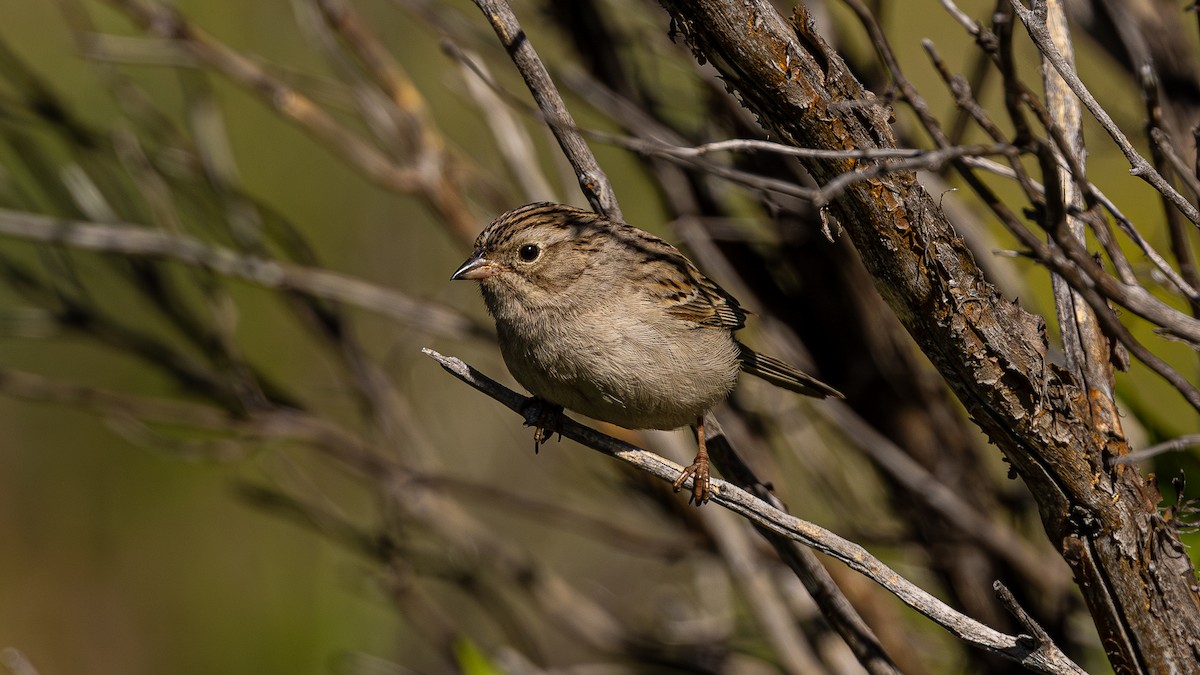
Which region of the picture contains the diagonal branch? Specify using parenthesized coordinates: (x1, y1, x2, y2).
(471, 0, 622, 221)
(422, 347, 1085, 674)
(653, 1, 1200, 671)
(1009, 0, 1200, 227)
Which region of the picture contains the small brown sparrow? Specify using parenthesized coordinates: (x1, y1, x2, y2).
(452, 202, 842, 504)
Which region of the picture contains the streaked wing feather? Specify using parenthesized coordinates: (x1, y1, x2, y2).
(664, 274, 746, 329)
(619, 226, 746, 330)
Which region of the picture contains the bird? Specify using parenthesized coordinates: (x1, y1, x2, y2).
(451, 202, 842, 504)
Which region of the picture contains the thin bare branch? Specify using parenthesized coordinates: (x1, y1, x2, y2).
(1009, 0, 1200, 227)
(470, 0, 622, 220)
(1113, 434, 1200, 466)
(0, 209, 486, 340)
(101, 0, 484, 244)
(311, 0, 479, 243)
(452, 45, 558, 203)
(423, 348, 1086, 674)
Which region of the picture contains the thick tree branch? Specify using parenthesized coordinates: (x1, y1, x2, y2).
(654, 1, 1200, 671)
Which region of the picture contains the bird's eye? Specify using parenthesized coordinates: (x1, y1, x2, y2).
(518, 243, 540, 262)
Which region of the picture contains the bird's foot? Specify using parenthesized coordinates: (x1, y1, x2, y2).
(672, 457, 712, 505)
(674, 416, 713, 505)
(520, 397, 564, 454)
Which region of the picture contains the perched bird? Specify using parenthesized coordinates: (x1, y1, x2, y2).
(452, 202, 842, 504)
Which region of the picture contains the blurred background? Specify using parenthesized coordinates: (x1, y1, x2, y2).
(0, 1, 1196, 673)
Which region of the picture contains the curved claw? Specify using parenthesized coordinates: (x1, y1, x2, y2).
(673, 415, 712, 506)
(672, 459, 711, 505)
(520, 397, 564, 453)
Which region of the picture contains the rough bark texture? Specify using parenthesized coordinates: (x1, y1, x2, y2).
(656, 1, 1200, 672)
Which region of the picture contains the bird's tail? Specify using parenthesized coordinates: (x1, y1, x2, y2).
(737, 342, 843, 399)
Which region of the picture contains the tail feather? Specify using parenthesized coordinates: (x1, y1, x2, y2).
(737, 343, 843, 399)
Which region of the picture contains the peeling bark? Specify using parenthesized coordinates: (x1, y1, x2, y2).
(657, 1, 1200, 671)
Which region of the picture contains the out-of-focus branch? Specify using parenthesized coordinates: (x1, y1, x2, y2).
(423, 348, 1086, 674)
(450, 43, 557, 203)
(310, 0, 479, 244)
(419, 474, 696, 558)
(470, 0, 622, 221)
(697, 420, 901, 675)
(0, 367, 387, 475)
(820, 400, 1071, 596)
(102, 0, 481, 244)
(1145, 70, 1200, 316)
(1, 363, 642, 664)
(0, 209, 487, 340)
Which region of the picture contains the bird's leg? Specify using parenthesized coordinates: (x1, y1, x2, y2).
(673, 415, 712, 505)
(519, 397, 564, 454)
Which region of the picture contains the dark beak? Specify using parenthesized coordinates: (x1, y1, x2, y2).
(451, 252, 499, 281)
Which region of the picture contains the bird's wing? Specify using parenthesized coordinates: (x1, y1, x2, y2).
(616, 225, 747, 331)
